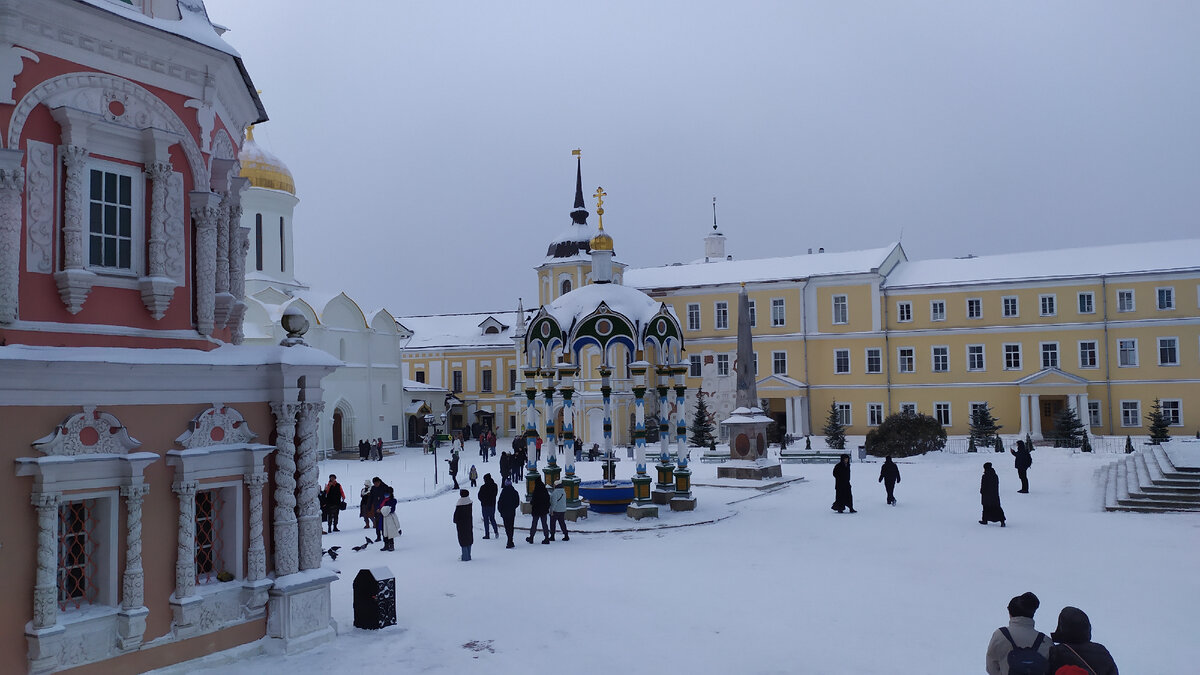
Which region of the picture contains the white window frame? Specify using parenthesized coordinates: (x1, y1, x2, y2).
(1003, 343, 1022, 371)
(771, 298, 786, 327)
(966, 297, 982, 320)
(194, 482, 242, 586)
(716, 354, 730, 376)
(688, 354, 702, 377)
(899, 402, 917, 415)
(747, 299, 757, 328)
(1078, 340, 1098, 369)
(835, 402, 852, 427)
(867, 403, 884, 426)
(1002, 296, 1019, 318)
(969, 402, 989, 422)
(966, 344, 985, 372)
(1156, 287, 1175, 311)
(832, 294, 848, 325)
(865, 347, 882, 374)
(1158, 337, 1179, 366)
(896, 301, 913, 323)
(85, 159, 146, 279)
(686, 303, 700, 331)
(1120, 400, 1141, 427)
(1087, 401, 1102, 428)
(834, 348, 851, 374)
(1040, 341, 1059, 369)
(1077, 291, 1095, 314)
(934, 402, 952, 426)
(1039, 293, 1057, 317)
(772, 351, 787, 375)
(714, 301, 729, 330)
(931, 345, 949, 373)
(1118, 338, 1138, 367)
(1161, 399, 1183, 427)
(930, 299, 946, 322)
(897, 347, 915, 373)
(1117, 289, 1135, 313)
(57, 491, 120, 611)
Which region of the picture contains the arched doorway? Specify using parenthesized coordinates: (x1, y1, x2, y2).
(332, 409, 345, 453)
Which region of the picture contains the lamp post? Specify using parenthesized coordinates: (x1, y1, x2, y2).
(425, 412, 446, 485)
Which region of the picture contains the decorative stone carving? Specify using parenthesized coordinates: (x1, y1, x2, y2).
(229, 223, 250, 344)
(24, 141, 54, 274)
(184, 98, 215, 154)
(296, 401, 325, 571)
(1, 44, 38, 104)
(31, 492, 61, 630)
(270, 402, 300, 577)
(33, 407, 142, 456)
(0, 150, 23, 324)
(164, 172, 186, 281)
(139, 161, 178, 319)
(117, 485, 149, 651)
(211, 129, 235, 162)
(244, 473, 268, 583)
(191, 191, 221, 336)
(54, 145, 95, 314)
(213, 190, 233, 327)
(9, 73, 208, 186)
(173, 480, 198, 600)
(175, 404, 258, 448)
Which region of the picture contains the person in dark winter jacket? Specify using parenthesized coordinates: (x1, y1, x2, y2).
(497, 479, 521, 548)
(499, 452, 511, 484)
(368, 477, 392, 541)
(468, 464, 478, 487)
(447, 451, 460, 490)
(985, 591, 1051, 675)
(548, 480, 569, 541)
(526, 476, 551, 544)
(878, 455, 901, 505)
(478, 474, 499, 539)
(980, 462, 1006, 526)
(1046, 606, 1118, 675)
(1011, 440, 1032, 493)
(831, 454, 856, 513)
(453, 489, 474, 561)
(358, 439, 369, 461)
(323, 474, 345, 533)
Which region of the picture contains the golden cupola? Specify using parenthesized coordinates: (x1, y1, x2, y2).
(590, 185, 613, 251)
(239, 126, 295, 195)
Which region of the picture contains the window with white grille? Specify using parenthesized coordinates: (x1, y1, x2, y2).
(834, 349, 850, 374)
(967, 345, 985, 371)
(898, 347, 915, 373)
(932, 346, 949, 372)
(896, 302, 912, 323)
(866, 348, 882, 374)
(715, 302, 729, 330)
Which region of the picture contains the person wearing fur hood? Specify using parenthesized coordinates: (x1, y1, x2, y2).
(453, 489, 474, 561)
(379, 493, 401, 551)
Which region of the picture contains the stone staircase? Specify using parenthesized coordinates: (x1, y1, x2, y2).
(1103, 442, 1200, 512)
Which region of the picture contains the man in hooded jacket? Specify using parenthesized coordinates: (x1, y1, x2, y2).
(985, 591, 1050, 675)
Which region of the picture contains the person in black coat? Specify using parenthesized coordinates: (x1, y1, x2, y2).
(446, 451, 460, 490)
(1010, 440, 1032, 493)
(878, 454, 901, 505)
(980, 462, 1006, 526)
(358, 439, 369, 462)
(1046, 606, 1119, 675)
(453, 489, 474, 561)
(477, 473, 499, 539)
(831, 453, 856, 513)
(526, 476, 551, 544)
(368, 477, 392, 541)
(497, 479, 521, 548)
(499, 452, 511, 485)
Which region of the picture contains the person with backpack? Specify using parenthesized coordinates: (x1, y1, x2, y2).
(1046, 606, 1119, 675)
(478, 473, 499, 539)
(986, 591, 1051, 675)
(1011, 439, 1033, 493)
(878, 454, 901, 505)
(526, 476, 551, 544)
(497, 479, 521, 548)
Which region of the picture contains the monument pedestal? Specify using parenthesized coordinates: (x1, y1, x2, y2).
(670, 496, 697, 511)
(718, 407, 782, 480)
(651, 489, 674, 505)
(717, 459, 784, 480)
(564, 505, 588, 522)
(265, 569, 338, 654)
(626, 503, 659, 520)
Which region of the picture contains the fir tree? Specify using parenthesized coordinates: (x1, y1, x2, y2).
(823, 401, 846, 450)
(969, 403, 1002, 446)
(688, 389, 716, 448)
(1051, 406, 1086, 448)
(1146, 398, 1171, 445)
(865, 411, 946, 457)
(1124, 435, 1134, 454)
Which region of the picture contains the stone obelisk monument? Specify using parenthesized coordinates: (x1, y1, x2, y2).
(717, 283, 783, 480)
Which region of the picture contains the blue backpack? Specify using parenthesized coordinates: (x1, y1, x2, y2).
(999, 627, 1048, 675)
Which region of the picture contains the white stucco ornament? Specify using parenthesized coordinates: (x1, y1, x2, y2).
(0, 44, 38, 105)
(175, 404, 258, 448)
(33, 406, 142, 456)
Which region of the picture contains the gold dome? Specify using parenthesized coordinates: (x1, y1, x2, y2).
(590, 229, 613, 252)
(239, 126, 295, 194)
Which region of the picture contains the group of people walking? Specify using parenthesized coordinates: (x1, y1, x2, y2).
(829, 439, 1037, 526)
(986, 591, 1118, 674)
(352, 475, 401, 550)
(451, 472, 569, 560)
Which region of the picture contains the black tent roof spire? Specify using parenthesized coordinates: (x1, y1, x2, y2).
(570, 151, 588, 224)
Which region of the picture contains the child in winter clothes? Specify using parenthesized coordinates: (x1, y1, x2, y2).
(469, 464, 478, 487)
(379, 494, 400, 551)
(453, 489, 474, 561)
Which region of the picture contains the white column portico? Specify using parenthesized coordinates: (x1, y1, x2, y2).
(1079, 393, 1091, 428)
(1030, 394, 1043, 440)
(1019, 394, 1031, 437)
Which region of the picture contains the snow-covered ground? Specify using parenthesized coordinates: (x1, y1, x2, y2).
(185, 441, 1198, 674)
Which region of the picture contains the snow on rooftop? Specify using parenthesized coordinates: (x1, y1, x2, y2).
(398, 310, 534, 350)
(0, 343, 341, 368)
(75, 0, 241, 57)
(544, 282, 666, 329)
(544, 222, 603, 261)
(884, 238, 1200, 289)
(625, 244, 900, 290)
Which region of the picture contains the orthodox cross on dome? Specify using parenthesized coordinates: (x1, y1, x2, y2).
(594, 186, 607, 230)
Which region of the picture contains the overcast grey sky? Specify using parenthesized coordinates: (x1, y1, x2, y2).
(204, 1, 1199, 317)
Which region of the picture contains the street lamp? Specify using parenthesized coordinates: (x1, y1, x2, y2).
(425, 412, 447, 485)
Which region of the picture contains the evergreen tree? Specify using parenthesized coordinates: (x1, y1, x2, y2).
(1146, 398, 1171, 445)
(994, 436, 1005, 453)
(823, 401, 846, 450)
(688, 389, 716, 448)
(967, 437, 978, 453)
(969, 403, 1002, 446)
(1051, 406, 1086, 448)
(1124, 435, 1134, 454)
(865, 411, 947, 458)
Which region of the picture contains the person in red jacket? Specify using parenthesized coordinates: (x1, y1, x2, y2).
(323, 474, 346, 533)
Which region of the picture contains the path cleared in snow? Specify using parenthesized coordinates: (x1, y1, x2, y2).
(182, 445, 1199, 674)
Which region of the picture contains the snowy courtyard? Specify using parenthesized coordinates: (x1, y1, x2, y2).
(182, 441, 1197, 674)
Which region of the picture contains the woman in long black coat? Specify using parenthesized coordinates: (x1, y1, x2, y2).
(979, 462, 1006, 526)
(831, 454, 856, 513)
(453, 489, 474, 561)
